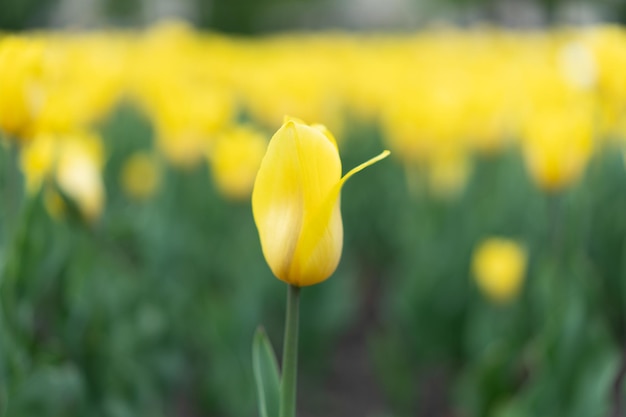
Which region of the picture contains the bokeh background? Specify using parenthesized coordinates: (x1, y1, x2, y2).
(2, 0, 626, 416)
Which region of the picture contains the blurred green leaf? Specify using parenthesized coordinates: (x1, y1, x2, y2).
(252, 326, 281, 417)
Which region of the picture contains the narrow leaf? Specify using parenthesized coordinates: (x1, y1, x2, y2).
(252, 326, 281, 417)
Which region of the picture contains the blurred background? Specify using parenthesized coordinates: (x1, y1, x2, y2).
(2, 0, 626, 417)
(3, 0, 626, 31)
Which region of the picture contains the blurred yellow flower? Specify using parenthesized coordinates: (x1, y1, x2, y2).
(120, 152, 162, 201)
(31, 35, 126, 135)
(0, 36, 43, 139)
(428, 147, 471, 199)
(6, 25, 626, 203)
(558, 40, 597, 91)
(252, 117, 389, 287)
(522, 102, 594, 192)
(149, 86, 235, 168)
(472, 238, 527, 304)
(20, 131, 106, 222)
(20, 133, 56, 192)
(55, 132, 105, 222)
(209, 125, 267, 200)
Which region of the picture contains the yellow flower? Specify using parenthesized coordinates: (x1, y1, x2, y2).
(0, 35, 43, 139)
(252, 117, 389, 287)
(209, 125, 267, 200)
(522, 101, 594, 192)
(120, 151, 162, 201)
(20, 133, 56, 193)
(20, 131, 105, 222)
(54, 132, 105, 222)
(31, 35, 126, 135)
(427, 146, 471, 199)
(472, 238, 527, 304)
(150, 86, 235, 168)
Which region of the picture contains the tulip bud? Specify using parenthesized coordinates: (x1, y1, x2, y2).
(54, 132, 105, 222)
(209, 125, 267, 200)
(252, 117, 389, 287)
(20, 131, 105, 222)
(472, 238, 527, 304)
(120, 151, 162, 201)
(0, 36, 43, 140)
(522, 103, 594, 192)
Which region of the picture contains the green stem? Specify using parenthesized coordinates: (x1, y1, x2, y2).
(279, 284, 300, 417)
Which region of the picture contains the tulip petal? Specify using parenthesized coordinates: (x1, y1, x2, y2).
(252, 119, 341, 283)
(338, 150, 391, 188)
(311, 124, 338, 150)
(288, 150, 390, 286)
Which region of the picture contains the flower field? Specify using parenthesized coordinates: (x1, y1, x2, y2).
(1, 21, 626, 416)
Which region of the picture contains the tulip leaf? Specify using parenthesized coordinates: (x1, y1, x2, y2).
(252, 326, 281, 417)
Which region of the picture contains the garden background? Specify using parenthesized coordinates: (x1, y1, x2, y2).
(1, 0, 626, 416)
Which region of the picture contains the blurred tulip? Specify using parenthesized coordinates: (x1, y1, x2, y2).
(559, 41, 597, 91)
(209, 125, 267, 200)
(472, 238, 527, 304)
(252, 117, 389, 287)
(6, 25, 626, 207)
(0, 36, 43, 139)
(120, 151, 162, 201)
(428, 147, 471, 199)
(54, 132, 105, 222)
(31, 35, 126, 135)
(20, 133, 56, 192)
(150, 86, 235, 168)
(522, 103, 594, 192)
(20, 131, 105, 222)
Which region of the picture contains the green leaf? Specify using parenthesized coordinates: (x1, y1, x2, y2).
(252, 326, 280, 417)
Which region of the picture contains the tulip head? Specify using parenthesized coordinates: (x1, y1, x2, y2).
(20, 130, 105, 222)
(209, 125, 267, 200)
(252, 117, 389, 287)
(0, 36, 43, 139)
(427, 146, 471, 199)
(120, 151, 162, 201)
(472, 237, 527, 304)
(54, 132, 106, 222)
(522, 96, 595, 193)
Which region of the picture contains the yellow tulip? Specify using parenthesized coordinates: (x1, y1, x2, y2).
(252, 117, 389, 287)
(209, 125, 267, 200)
(522, 102, 594, 192)
(427, 146, 471, 199)
(0, 35, 43, 139)
(120, 151, 162, 201)
(20, 133, 56, 193)
(472, 238, 527, 304)
(20, 131, 105, 222)
(54, 132, 105, 222)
